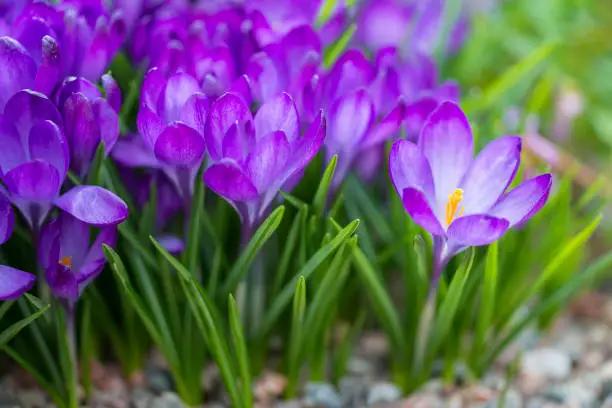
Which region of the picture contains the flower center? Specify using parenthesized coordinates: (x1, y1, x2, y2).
(58, 256, 72, 268)
(445, 188, 465, 226)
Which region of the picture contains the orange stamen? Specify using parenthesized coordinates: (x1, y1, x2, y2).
(445, 189, 464, 226)
(59, 256, 72, 268)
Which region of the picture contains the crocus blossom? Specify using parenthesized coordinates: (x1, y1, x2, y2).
(389, 102, 552, 279)
(57, 75, 121, 178)
(203, 91, 325, 228)
(112, 68, 208, 200)
(0, 265, 35, 300)
(0, 90, 129, 231)
(38, 211, 118, 302)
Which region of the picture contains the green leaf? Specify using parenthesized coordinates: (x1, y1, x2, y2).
(228, 294, 252, 407)
(184, 164, 206, 277)
(149, 237, 244, 408)
(313, 155, 337, 216)
(0, 300, 13, 321)
(352, 246, 405, 350)
(85, 142, 106, 186)
(463, 42, 556, 114)
(286, 276, 307, 398)
(324, 24, 357, 68)
(118, 222, 157, 269)
(346, 177, 394, 243)
(80, 298, 94, 397)
(273, 206, 308, 297)
(315, 0, 338, 27)
(472, 242, 499, 371)
(139, 180, 158, 241)
(259, 219, 360, 336)
(222, 206, 285, 294)
(0, 302, 50, 346)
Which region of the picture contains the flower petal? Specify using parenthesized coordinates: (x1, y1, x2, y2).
(47, 264, 79, 301)
(137, 104, 165, 149)
(4, 90, 62, 143)
(247, 51, 286, 103)
(402, 187, 446, 237)
(78, 225, 117, 285)
(447, 214, 510, 246)
(141, 67, 166, 109)
(246, 131, 290, 192)
(206, 92, 253, 161)
(436, 80, 460, 102)
(0, 190, 14, 245)
(63, 93, 100, 175)
(203, 160, 259, 202)
(0, 36, 36, 111)
(254, 92, 299, 142)
(403, 97, 439, 141)
(362, 100, 406, 149)
(289, 111, 325, 175)
(57, 212, 90, 272)
(92, 99, 119, 154)
(111, 136, 160, 168)
(0, 116, 26, 175)
(0, 266, 35, 300)
(178, 93, 209, 137)
(326, 50, 375, 101)
(102, 74, 122, 114)
(155, 235, 185, 255)
(55, 186, 129, 226)
(153, 123, 205, 167)
(326, 89, 375, 153)
(160, 72, 201, 123)
(34, 36, 60, 96)
(4, 161, 60, 200)
(57, 77, 101, 108)
(460, 136, 521, 215)
(420, 101, 473, 218)
(28, 119, 68, 180)
(389, 139, 435, 201)
(489, 174, 553, 227)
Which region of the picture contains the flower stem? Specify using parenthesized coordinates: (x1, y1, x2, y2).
(65, 302, 79, 408)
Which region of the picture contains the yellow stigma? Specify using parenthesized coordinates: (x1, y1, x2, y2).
(445, 188, 465, 226)
(59, 256, 72, 268)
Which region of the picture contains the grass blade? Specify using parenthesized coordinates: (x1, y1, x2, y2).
(228, 294, 252, 407)
(313, 155, 337, 216)
(285, 276, 306, 398)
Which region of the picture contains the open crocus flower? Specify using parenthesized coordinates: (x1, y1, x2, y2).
(112, 68, 208, 200)
(0, 90, 129, 231)
(0, 35, 60, 111)
(57, 75, 121, 178)
(389, 102, 552, 280)
(203, 91, 326, 229)
(38, 211, 118, 302)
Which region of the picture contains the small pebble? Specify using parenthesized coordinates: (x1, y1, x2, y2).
(521, 348, 571, 380)
(339, 377, 367, 407)
(304, 382, 341, 408)
(367, 382, 402, 406)
(131, 387, 154, 408)
(146, 365, 174, 394)
(150, 392, 186, 408)
(17, 390, 49, 408)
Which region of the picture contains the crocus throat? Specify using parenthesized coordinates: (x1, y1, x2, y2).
(58, 256, 72, 268)
(445, 188, 464, 226)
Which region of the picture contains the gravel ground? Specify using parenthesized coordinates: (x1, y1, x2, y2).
(2, 292, 612, 408)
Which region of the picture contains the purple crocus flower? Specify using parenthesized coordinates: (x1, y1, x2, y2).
(0, 90, 128, 231)
(57, 75, 121, 178)
(389, 102, 552, 279)
(203, 91, 326, 229)
(13, 1, 126, 81)
(0, 35, 60, 111)
(38, 211, 117, 302)
(112, 68, 208, 200)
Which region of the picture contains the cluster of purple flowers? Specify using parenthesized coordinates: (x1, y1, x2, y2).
(0, 0, 552, 300)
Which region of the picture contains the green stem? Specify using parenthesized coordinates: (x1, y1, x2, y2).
(65, 303, 79, 408)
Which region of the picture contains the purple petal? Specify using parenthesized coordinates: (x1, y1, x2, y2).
(447, 214, 510, 246)
(0, 191, 14, 245)
(153, 123, 205, 167)
(92, 99, 119, 154)
(490, 174, 553, 227)
(141, 67, 166, 109)
(55, 186, 129, 226)
(280, 25, 321, 77)
(420, 101, 473, 217)
(228, 75, 252, 106)
(57, 212, 90, 272)
(355, 146, 384, 182)
(326, 50, 375, 101)
(178, 93, 209, 137)
(222, 122, 250, 163)
(203, 160, 259, 202)
(460, 136, 521, 215)
(0, 36, 36, 111)
(246, 131, 290, 192)
(37, 215, 59, 271)
(57, 77, 102, 107)
(0, 266, 35, 300)
(137, 104, 165, 149)
(102, 74, 122, 114)
(247, 51, 285, 102)
(206, 92, 253, 161)
(254, 92, 299, 142)
(403, 97, 439, 141)
(156, 234, 185, 254)
(47, 264, 79, 301)
(34, 36, 60, 97)
(289, 111, 325, 174)
(63, 93, 99, 176)
(402, 187, 445, 236)
(28, 119, 68, 180)
(0, 116, 26, 175)
(357, 0, 413, 52)
(3, 90, 62, 142)
(111, 136, 160, 168)
(327, 89, 375, 153)
(362, 100, 406, 149)
(160, 72, 201, 123)
(389, 139, 435, 201)
(78, 225, 117, 284)
(436, 80, 460, 102)
(4, 161, 60, 200)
